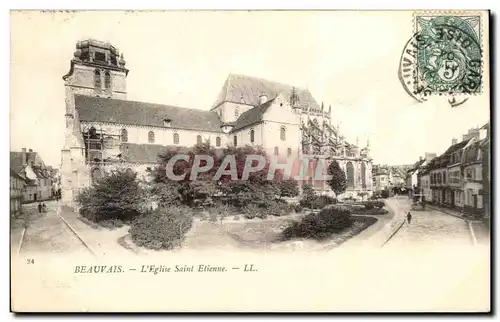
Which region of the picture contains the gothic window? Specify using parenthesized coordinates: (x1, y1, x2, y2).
(274, 147, 279, 156)
(148, 131, 155, 143)
(105, 71, 111, 89)
(361, 162, 367, 189)
(121, 129, 128, 142)
(346, 162, 354, 189)
(287, 148, 292, 157)
(197, 135, 202, 145)
(280, 126, 286, 141)
(216, 136, 221, 147)
(91, 168, 102, 184)
(233, 135, 238, 147)
(173, 133, 180, 144)
(235, 107, 240, 118)
(94, 69, 101, 88)
(250, 129, 255, 143)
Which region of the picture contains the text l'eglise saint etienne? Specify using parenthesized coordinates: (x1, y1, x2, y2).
(74, 264, 257, 275)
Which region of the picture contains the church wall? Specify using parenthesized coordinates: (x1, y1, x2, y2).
(231, 123, 264, 149)
(261, 98, 302, 159)
(81, 121, 227, 148)
(261, 121, 301, 159)
(217, 101, 254, 123)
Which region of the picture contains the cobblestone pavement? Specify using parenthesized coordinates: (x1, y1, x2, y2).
(385, 198, 473, 249)
(15, 201, 93, 258)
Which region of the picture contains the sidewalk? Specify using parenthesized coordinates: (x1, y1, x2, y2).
(426, 204, 490, 246)
(57, 206, 133, 257)
(426, 204, 464, 219)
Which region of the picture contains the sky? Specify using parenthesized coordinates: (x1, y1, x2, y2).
(10, 11, 490, 167)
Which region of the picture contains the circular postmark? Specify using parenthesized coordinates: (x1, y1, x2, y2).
(399, 16, 482, 102)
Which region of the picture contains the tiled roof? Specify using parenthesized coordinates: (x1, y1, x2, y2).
(119, 143, 191, 164)
(75, 95, 223, 132)
(10, 169, 27, 182)
(408, 159, 426, 173)
(443, 139, 470, 155)
(211, 74, 321, 111)
(10, 152, 25, 174)
(231, 98, 276, 131)
(463, 140, 482, 163)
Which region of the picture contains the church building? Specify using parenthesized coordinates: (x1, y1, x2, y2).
(60, 39, 373, 203)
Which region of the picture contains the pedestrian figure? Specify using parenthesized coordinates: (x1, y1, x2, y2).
(38, 203, 42, 213)
(406, 212, 412, 224)
(42, 203, 47, 213)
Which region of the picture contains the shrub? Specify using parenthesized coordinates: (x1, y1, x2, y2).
(265, 201, 290, 217)
(315, 195, 337, 209)
(364, 201, 375, 209)
(98, 218, 125, 229)
(129, 206, 193, 250)
(242, 204, 262, 219)
(282, 206, 353, 240)
(76, 169, 143, 223)
(294, 204, 303, 214)
(275, 179, 300, 199)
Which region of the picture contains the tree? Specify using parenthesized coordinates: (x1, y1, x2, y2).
(326, 160, 347, 196)
(76, 169, 143, 222)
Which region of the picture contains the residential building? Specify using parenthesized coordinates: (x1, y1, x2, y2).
(373, 167, 389, 192)
(480, 123, 490, 219)
(10, 148, 55, 202)
(462, 136, 486, 217)
(425, 124, 489, 218)
(10, 169, 27, 217)
(420, 170, 431, 202)
(60, 39, 373, 204)
(405, 152, 437, 199)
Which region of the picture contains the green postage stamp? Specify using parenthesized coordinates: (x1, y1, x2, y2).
(399, 12, 483, 102)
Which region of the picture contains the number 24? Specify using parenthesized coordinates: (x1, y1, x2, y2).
(26, 258, 34, 264)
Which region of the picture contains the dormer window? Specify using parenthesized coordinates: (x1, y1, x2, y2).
(164, 119, 172, 128)
(95, 52, 106, 62)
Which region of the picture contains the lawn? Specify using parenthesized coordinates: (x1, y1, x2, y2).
(186, 212, 379, 252)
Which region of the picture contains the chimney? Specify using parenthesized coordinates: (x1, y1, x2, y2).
(425, 152, 436, 161)
(21, 148, 27, 166)
(462, 134, 469, 142)
(451, 138, 458, 145)
(419, 156, 423, 161)
(259, 93, 268, 105)
(479, 128, 487, 140)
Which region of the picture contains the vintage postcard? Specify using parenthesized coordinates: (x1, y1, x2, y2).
(10, 10, 491, 312)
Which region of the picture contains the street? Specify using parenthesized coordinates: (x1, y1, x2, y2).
(13, 201, 94, 258)
(384, 197, 473, 249)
